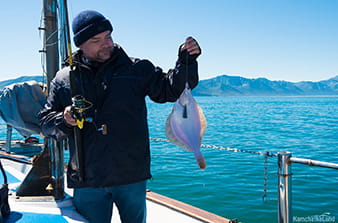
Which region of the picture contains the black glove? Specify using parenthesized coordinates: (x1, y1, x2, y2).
(178, 42, 201, 64)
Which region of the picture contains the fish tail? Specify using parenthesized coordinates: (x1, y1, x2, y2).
(194, 151, 206, 169)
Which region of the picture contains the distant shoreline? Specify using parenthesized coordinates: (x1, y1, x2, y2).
(1, 75, 337, 97)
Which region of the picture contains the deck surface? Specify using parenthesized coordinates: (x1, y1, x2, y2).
(2, 159, 231, 223)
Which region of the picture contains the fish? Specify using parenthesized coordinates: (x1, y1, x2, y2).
(165, 86, 207, 169)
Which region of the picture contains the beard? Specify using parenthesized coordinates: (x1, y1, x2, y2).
(95, 47, 114, 62)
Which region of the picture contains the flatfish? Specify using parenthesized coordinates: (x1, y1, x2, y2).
(165, 87, 207, 169)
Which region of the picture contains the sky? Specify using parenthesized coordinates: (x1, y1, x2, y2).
(1, 0, 337, 82)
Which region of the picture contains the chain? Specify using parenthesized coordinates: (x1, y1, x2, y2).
(262, 151, 269, 203)
(150, 137, 277, 203)
(200, 144, 278, 157)
(150, 137, 277, 157)
(150, 137, 170, 143)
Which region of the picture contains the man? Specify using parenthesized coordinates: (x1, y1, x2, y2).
(39, 10, 201, 223)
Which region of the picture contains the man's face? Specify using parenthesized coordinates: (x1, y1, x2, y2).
(80, 30, 114, 63)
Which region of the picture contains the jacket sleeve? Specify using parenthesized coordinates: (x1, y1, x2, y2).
(38, 74, 73, 141)
(144, 49, 199, 103)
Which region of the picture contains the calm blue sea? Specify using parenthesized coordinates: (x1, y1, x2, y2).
(1, 96, 337, 223)
(146, 96, 338, 223)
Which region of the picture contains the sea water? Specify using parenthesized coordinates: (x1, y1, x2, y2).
(1, 96, 337, 223)
(146, 96, 338, 223)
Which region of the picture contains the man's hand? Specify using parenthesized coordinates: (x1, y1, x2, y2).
(180, 37, 201, 55)
(63, 106, 77, 126)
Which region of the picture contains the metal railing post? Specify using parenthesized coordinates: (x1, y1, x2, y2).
(278, 151, 292, 223)
(49, 139, 65, 200)
(6, 125, 12, 152)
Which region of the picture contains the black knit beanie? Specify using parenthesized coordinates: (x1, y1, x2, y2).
(72, 10, 113, 47)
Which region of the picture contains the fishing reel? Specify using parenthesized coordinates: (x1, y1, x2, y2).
(70, 95, 93, 129)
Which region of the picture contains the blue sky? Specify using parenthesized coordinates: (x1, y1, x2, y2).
(1, 0, 337, 82)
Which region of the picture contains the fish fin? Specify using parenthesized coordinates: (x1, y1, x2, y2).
(197, 104, 207, 137)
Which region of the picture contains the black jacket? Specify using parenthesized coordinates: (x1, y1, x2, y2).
(39, 44, 199, 188)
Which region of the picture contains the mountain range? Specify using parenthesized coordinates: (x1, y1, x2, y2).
(192, 75, 338, 96)
(0, 75, 337, 96)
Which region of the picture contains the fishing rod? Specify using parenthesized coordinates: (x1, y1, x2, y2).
(61, 0, 85, 182)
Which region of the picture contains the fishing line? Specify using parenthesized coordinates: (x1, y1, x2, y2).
(181, 43, 190, 119)
(185, 41, 190, 89)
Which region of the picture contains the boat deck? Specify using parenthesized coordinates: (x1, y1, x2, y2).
(2, 160, 232, 223)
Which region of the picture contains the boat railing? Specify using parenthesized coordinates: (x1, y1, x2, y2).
(0, 151, 32, 165)
(277, 151, 338, 223)
(0, 124, 32, 164)
(150, 137, 338, 223)
(5, 125, 12, 152)
(0, 131, 337, 222)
